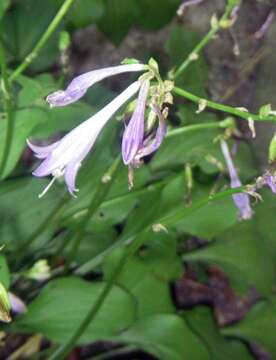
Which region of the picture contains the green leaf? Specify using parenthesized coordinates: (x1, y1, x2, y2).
(137, 0, 181, 30)
(0, 255, 10, 289)
(183, 191, 276, 295)
(0, 108, 47, 178)
(118, 314, 210, 360)
(259, 103, 271, 118)
(223, 300, 276, 357)
(185, 307, 252, 360)
(1, 0, 61, 70)
(14, 277, 136, 344)
(98, 0, 140, 44)
(0, 177, 64, 251)
(69, 0, 105, 27)
(0, 0, 9, 20)
(175, 186, 238, 239)
(104, 248, 176, 318)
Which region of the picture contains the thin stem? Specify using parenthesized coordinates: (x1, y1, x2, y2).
(173, 86, 276, 122)
(0, 42, 14, 178)
(167, 119, 231, 138)
(66, 157, 121, 268)
(9, 0, 75, 82)
(48, 185, 245, 360)
(173, 3, 233, 79)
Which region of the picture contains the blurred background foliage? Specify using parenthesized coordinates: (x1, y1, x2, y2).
(0, 0, 276, 359)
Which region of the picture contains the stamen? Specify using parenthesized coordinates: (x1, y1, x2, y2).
(38, 168, 64, 198)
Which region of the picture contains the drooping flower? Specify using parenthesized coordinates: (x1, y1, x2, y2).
(122, 80, 167, 167)
(122, 79, 150, 165)
(135, 104, 167, 161)
(28, 81, 140, 196)
(220, 140, 253, 220)
(263, 171, 276, 193)
(46, 63, 147, 107)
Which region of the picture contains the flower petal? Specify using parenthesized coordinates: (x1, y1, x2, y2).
(47, 64, 146, 107)
(264, 173, 276, 193)
(122, 79, 149, 164)
(64, 161, 81, 196)
(136, 105, 167, 159)
(27, 139, 60, 159)
(220, 140, 253, 220)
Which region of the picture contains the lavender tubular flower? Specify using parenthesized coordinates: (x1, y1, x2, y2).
(122, 79, 150, 165)
(264, 172, 276, 193)
(220, 140, 253, 220)
(46, 63, 147, 107)
(28, 81, 141, 196)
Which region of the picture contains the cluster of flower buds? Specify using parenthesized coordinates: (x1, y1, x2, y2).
(28, 59, 173, 196)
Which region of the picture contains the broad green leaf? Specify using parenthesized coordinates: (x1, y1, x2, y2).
(118, 314, 210, 360)
(183, 191, 276, 295)
(64, 228, 116, 265)
(69, 0, 105, 27)
(223, 300, 276, 357)
(14, 277, 136, 344)
(98, 0, 140, 44)
(0, 108, 47, 178)
(185, 307, 252, 360)
(1, 0, 61, 70)
(0, 0, 9, 20)
(137, 0, 181, 30)
(104, 248, 176, 318)
(0, 177, 65, 251)
(0, 255, 10, 289)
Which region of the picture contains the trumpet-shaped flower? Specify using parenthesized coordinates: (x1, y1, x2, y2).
(220, 140, 253, 220)
(28, 81, 140, 196)
(46, 63, 147, 107)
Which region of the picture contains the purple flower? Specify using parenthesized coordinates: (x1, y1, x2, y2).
(122, 80, 149, 165)
(220, 140, 253, 220)
(264, 172, 276, 193)
(46, 63, 147, 107)
(28, 81, 140, 197)
(122, 80, 167, 167)
(135, 104, 167, 160)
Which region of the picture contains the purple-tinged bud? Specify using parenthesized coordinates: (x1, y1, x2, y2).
(46, 63, 147, 107)
(220, 140, 253, 220)
(122, 80, 150, 165)
(136, 105, 167, 160)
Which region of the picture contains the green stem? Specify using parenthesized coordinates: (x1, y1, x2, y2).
(9, 0, 75, 82)
(173, 4, 233, 79)
(173, 86, 276, 122)
(49, 185, 245, 360)
(0, 42, 14, 178)
(167, 119, 231, 138)
(66, 157, 121, 268)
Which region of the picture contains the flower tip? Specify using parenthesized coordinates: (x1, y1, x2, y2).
(46, 90, 68, 107)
